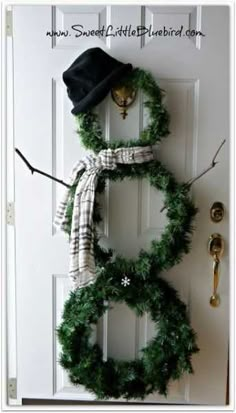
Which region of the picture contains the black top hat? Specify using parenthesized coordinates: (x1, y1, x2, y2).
(63, 47, 133, 115)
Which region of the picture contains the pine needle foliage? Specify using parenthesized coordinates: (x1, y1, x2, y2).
(75, 68, 170, 153)
(58, 161, 199, 399)
(58, 273, 199, 400)
(64, 160, 198, 275)
(58, 68, 199, 399)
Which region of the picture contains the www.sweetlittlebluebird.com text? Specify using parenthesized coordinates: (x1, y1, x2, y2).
(46, 24, 205, 38)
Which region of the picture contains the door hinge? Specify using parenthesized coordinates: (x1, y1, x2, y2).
(7, 202, 15, 225)
(8, 378, 17, 399)
(6, 10, 13, 37)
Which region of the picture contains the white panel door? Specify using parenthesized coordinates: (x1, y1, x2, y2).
(11, 5, 229, 405)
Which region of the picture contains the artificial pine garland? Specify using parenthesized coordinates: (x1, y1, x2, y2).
(63, 160, 198, 274)
(58, 275, 199, 400)
(75, 68, 170, 153)
(58, 161, 200, 399)
(57, 65, 200, 398)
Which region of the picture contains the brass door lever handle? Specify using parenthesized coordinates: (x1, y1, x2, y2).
(208, 234, 224, 307)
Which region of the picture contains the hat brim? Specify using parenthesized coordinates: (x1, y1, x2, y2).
(71, 63, 133, 115)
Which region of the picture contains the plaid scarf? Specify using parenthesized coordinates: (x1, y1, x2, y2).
(54, 146, 154, 289)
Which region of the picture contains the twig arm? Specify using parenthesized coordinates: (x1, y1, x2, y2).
(186, 139, 226, 188)
(212, 139, 226, 164)
(15, 148, 71, 188)
(15, 148, 34, 173)
(15, 138, 226, 201)
(160, 139, 226, 212)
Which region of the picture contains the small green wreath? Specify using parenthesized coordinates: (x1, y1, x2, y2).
(75, 68, 170, 153)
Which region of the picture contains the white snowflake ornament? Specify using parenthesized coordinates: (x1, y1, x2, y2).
(121, 276, 130, 287)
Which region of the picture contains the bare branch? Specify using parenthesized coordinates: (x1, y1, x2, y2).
(212, 139, 226, 164)
(15, 148, 71, 188)
(160, 139, 226, 212)
(186, 139, 226, 187)
(15, 138, 226, 208)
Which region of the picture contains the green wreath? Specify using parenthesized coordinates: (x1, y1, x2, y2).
(75, 68, 170, 153)
(58, 275, 199, 400)
(57, 68, 199, 400)
(63, 161, 197, 277)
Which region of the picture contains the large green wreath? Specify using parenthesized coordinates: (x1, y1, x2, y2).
(57, 68, 199, 400)
(58, 275, 199, 400)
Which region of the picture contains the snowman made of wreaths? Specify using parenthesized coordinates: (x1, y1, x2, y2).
(53, 47, 202, 400)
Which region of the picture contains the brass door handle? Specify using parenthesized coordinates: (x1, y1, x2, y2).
(208, 234, 224, 307)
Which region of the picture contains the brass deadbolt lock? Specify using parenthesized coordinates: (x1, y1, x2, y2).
(210, 202, 224, 223)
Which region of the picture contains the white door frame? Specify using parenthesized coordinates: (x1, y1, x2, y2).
(2, 4, 21, 407)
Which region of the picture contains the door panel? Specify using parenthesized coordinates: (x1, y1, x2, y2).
(12, 5, 229, 404)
